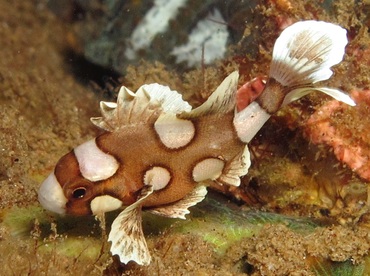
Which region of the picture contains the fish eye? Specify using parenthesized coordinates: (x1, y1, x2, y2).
(72, 187, 87, 199)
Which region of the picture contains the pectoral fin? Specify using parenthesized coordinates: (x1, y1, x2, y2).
(108, 185, 153, 265)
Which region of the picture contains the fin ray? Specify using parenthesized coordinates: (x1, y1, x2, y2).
(108, 185, 153, 265)
(148, 185, 207, 219)
(180, 71, 239, 118)
(217, 145, 251, 186)
(282, 87, 356, 106)
(270, 21, 347, 87)
(91, 84, 191, 131)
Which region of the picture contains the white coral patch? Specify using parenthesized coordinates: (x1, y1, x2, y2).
(154, 113, 195, 149)
(192, 158, 225, 182)
(91, 195, 123, 214)
(74, 139, 119, 182)
(144, 166, 171, 190)
(125, 0, 188, 60)
(171, 9, 229, 67)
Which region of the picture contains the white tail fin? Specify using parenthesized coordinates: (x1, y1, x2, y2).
(270, 21, 348, 87)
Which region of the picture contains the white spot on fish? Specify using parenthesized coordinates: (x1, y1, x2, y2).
(154, 113, 195, 149)
(91, 195, 123, 214)
(144, 166, 171, 190)
(192, 158, 225, 182)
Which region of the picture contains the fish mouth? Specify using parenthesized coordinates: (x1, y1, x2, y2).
(38, 173, 67, 215)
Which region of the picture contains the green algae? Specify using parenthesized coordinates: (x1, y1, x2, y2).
(1, 206, 46, 237)
(143, 195, 319, 255)
(312, 259, 365, 276)
(40, 237, 102, 260)
(0, 196, 318, 260)
(1, 205, 105, 260)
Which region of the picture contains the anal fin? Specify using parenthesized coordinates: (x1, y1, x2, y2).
(148, 185, 207, 219)
(108, 185, 153, 265)
(217, 145, 251, 187)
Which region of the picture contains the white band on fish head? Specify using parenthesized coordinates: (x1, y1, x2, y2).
(38, 173, 67, 215)
(74, 139, 119, 182)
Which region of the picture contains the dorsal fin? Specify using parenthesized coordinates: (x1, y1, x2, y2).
(91, 84, 192, 132)
(139, 84, 192, 114)
(180, 71, 239, 119)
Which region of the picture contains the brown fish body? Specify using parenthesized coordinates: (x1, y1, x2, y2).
(97, 111, 244, 208)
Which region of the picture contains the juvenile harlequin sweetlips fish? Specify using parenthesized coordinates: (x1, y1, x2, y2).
(38, 20, 355, 265)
